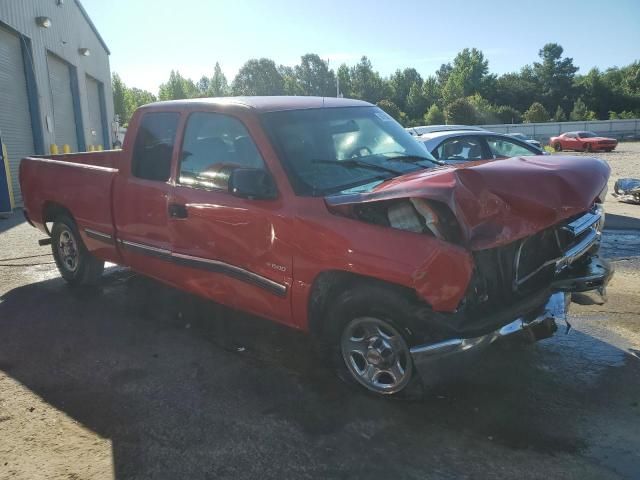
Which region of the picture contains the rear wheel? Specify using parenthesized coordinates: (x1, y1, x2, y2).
(51, 215, 104, 286)
(554, 142, 562, 152)
(584, 143, 592, 152)
(324, 285, 418, 396)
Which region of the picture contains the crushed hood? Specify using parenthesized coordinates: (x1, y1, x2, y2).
(325, 155, 610, 250)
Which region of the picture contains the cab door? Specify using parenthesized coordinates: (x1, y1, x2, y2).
(167, 111, 293, 326)
(112, 111, 180, 285)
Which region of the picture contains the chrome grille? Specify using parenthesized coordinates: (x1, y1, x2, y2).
(514, 205, 603, 292)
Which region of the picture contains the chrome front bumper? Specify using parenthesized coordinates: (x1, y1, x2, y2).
(411, 204, 613, 370)
(410, 292, 570, 361)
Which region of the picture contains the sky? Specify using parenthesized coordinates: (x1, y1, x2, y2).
(81, 0, 640, 95)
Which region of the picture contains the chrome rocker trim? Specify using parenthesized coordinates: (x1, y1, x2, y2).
(117, 239, 287, 297)
(84, 228, 114, 244)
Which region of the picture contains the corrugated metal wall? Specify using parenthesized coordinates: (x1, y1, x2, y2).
(0, 25, 35, 205)
(0, 0, 113, 203)
(85, 75, 105, 148)
(47, 53, 79, 151)
(480, 119, 640, 144)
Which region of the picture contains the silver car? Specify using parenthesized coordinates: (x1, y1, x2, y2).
(416, 130, 545, 165)
(506, 132, 543, 149)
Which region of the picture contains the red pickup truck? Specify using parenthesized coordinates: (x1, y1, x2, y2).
(20, 97, 613, 396)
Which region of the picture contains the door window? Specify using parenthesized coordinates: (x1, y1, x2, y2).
(435, 136, 485, 161)
(179, 112, 265, 190)
(486, 136, 538, 158)
(132, 112, 179, 181)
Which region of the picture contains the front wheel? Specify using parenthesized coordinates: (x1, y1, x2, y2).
(324, 285, 418, 396)
(584, 143, 592, 152)
(51, 215, 104, 286)
(554, 142, 562, 152)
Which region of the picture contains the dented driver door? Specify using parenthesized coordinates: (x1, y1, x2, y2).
(167, 111, 294, 326)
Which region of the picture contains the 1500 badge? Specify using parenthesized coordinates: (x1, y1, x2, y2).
(267, 262, 287, 272)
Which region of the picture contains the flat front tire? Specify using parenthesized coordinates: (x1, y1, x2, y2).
(51, 215, 104, 286)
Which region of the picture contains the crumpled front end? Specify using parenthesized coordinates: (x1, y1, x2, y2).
(409, 204, 614, 374)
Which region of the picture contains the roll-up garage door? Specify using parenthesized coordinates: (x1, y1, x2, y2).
(86, 75, 105, 148)
(47, 54, 79, 151)
(0, 26, 36, 205)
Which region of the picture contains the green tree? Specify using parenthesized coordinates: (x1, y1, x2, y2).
(112, 73, 131, 125)
(389, 68, 422, 111)
(610, 110, 638, 119)
(440, 48, 490, 104)
(209, 62, 229, 96)
(294, 54, 336, 96)
(196, 76, 210, 97)
(336, 64, 351, 98)
(554, 105, 566, 121)
(424, 104, 445, 125)
(435, 63, 453, 86)
(421, 76, 440, 108)
(232, 58, 284, 96)
(569, 98, 597, 121)
(279, 65, 302, 95)
(349, 56, 388, 103)
(405, 82, 428, 119)
(376, 99, 402, 122)
(532, 43, 578, 113)
(445, 98, 477, 124)
(128, 87, 156, 108)
(467, 94, 498, 124)
(158, 70, 197, 100)
(441, 74, 465, 105)
(495, 105, 522, 124)
(490, 67, 539, 113)
(523, 102, 550, 123)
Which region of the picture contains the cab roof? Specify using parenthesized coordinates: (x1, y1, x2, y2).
(144, 96, 373, 113)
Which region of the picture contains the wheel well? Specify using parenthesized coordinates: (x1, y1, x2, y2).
(42, 202, 74, 235)
(307, 270, 421, 337)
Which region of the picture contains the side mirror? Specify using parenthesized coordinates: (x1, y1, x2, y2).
(228, 168, 277, 200)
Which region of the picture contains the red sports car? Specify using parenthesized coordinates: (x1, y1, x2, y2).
(550, 131, 617, 152)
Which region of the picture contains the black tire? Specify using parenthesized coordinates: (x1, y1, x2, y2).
(584, 143, 592, 153)
(604, 148, 613, 152)
(554, 142, 562, 152)
(51, 214, 104, 286)
(322, 284, 422, 396)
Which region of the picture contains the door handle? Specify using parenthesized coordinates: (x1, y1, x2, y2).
(168, 203, 188, 219)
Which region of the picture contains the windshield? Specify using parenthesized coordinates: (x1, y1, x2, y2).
(262, 106, 437, 195)
(578, 131, 598, 138)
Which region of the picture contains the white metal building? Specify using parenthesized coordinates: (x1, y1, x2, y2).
(0, 0, 114, 204)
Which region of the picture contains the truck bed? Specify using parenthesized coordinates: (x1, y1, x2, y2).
(19, 151, 121, 239)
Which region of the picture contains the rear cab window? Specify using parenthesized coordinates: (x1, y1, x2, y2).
(132, 112, 180, 181)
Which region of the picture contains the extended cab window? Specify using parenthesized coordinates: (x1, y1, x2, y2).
(179, 112, 265, 190)
(132, 112, 179, 181)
